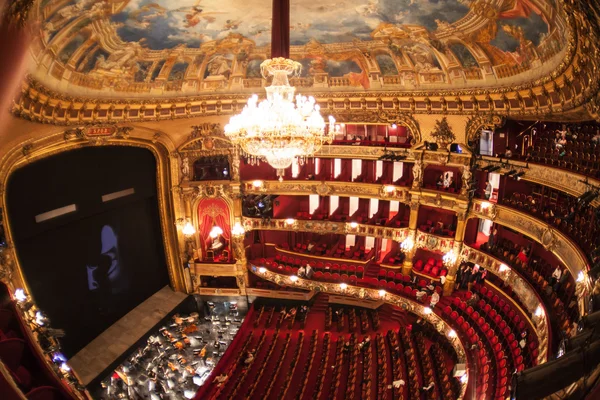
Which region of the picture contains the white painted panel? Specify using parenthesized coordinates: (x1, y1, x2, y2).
(309, 194, 320, 214)
(292, 158, 300, 178)
(365, 236, 375, 250)
(349, 197, 359, 216)
(334, 158, 342, 178)
(329, 195, 339, 215)
(352, 159, 362, 180)
(375, 160, 383, 179)
(369, 198, 379, 218)
(346, 234, 356, 248)
(392, 162, 403, 182)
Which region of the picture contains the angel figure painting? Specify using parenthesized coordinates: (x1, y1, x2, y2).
(110, 0, 272, 50)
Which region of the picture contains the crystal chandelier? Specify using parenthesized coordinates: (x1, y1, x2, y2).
(225, 58, 335, 178)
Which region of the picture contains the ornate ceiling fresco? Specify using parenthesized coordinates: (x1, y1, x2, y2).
(28, 0, 568, 98)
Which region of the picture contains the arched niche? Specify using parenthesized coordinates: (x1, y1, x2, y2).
(196, 198, 233, 263)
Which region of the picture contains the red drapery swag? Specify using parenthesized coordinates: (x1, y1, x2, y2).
(197, 198, 232, 258)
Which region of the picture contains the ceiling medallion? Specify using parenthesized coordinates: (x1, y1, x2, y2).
(224, 58, 335, 179)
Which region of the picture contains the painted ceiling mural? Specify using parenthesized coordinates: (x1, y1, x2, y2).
(29, 0, 568, 97)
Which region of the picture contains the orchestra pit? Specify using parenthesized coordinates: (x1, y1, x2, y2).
(1, 0, 600, 399)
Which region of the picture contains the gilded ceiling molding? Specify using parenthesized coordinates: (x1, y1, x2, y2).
(0, 128, 186, 295)
(461, 245, 550, 365)
(1, 0, 34, 27)
(468, 199, 591, 315)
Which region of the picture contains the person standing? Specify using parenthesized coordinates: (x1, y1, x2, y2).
(485, 180, 493, 200)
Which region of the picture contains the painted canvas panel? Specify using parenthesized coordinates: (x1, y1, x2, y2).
(375, 54, 399, 76)
(110, 0, 272, 50)
(134, 61, 154, 82)
(169, 62, 189, 80)
(58, 32, 89, 64)
(449, 43, 479, 69)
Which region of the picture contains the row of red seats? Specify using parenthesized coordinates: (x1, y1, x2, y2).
(0, 283, 76, 400)
(414, 258, 449, 278)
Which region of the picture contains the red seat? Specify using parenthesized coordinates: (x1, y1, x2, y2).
(26, 386, 63, 400)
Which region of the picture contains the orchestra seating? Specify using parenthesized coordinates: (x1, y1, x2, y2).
(197, 294, 459, 400)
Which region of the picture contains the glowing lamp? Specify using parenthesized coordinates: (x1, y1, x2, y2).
(385, 185, 395, 193)
(340, 283, 348, 290)
(349, 222, 358, 228)
(460, 374, 468, 384)
(252, 180, 263, 188)
(400, 237, 414, 252)
(231, 222, 245, 237)
(535, 305, 545, 318)
(378, 289, 386, 297)
(258, 267, 266, 274)
(423, 307, 432, 315)
(59, 362, 71, 373)
(448, 330, 457, 338)
(182, 222, 196, 236)
(577, 271, 585, 283)
(290, 275, 298, 282)
(285, 218, 296, 225)
(14, 289, 27, 303)
(209, 226, 223, 239)
(499, 263, 510, 273)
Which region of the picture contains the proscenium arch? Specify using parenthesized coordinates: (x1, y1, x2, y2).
(0, 130, 185, 297)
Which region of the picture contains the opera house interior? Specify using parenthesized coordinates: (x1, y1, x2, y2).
(2, 0, 600, 399)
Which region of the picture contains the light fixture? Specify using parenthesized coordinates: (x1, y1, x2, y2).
(400, 237, 414, 252)
(14, 289, 27, 303)
(535, 305, 545, 318)
(460, 374, 468, 384)
(231, 222, 245, 238)
(443, 250, 457, 266)
(259, 267, 266, 274)
(577, 271, 585, 283)
(182, 221, 196, 236)
(225, 58, 335, 178)
(340, 283, 348, 290)
(252, 180, 264, 188)
(209, 226, 223, 239)
(499, 263, 510, 273)
(448, 329, 457, 338)
(378, 289, 386, 297)
(52, 353, 67, 363)
(423, 307, 432, 315)
(35, 311, 46, 326)
(480, 201, 491, 210)
(385, 185, 395, 193)
(391, 124, 397, 129)
(224, 0, 335, 179)
(285, 218, 296, 225)
(349, 222, 358, 229)
(59, 362, 71, 373)
(290, 275, 298, 282)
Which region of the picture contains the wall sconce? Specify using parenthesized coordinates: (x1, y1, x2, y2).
(14, 289, 27, 303)
(443, 249, 457, 266)
(349, 222, 358, 229)
(499, 263, 510, 273)
(400, 237, 414, 252)
(182, 221, 196, 236)
(535, 305, 545, 318)
(378, 289, 386, 297)
(448, 329, 457, 338)
(384, 185, 396, 194)
(252, 180, 263, 188)
(423, 307, 432, 315)
(285, 218, 296, 226)
(231, 222, 245, 238)
(258, 267, 266, 274)
(577, 271, 585, 283)
(340, 283, 348, 290)
(290, 275, 299, 283)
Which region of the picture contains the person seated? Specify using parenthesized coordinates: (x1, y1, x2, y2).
(505, 148, 513, 158)
(213, 373, 228, 386)
(391, 379, 405, 389)
(416, 290, 427, 301)
(430, 291, 440, 308)
(436, 174, 444, 188)
(305, 264, 314, 279)
(298, 266, 306, 277)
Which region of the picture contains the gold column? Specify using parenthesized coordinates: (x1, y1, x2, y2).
(402, 201, 420, 275)
(443, 211, 467, 296)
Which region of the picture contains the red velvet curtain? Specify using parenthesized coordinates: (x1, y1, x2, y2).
(197, 199, 232, 258)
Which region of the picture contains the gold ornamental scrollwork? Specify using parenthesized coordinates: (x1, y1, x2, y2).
(464, 114, 505, 147)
